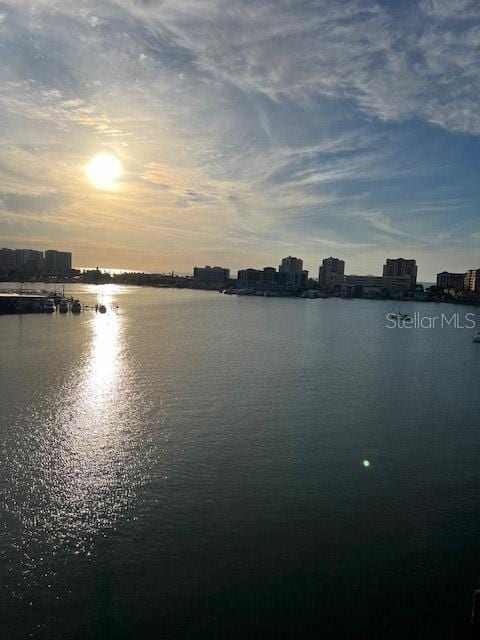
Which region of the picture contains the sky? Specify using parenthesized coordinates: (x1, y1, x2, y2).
(0, 0, 479, 279)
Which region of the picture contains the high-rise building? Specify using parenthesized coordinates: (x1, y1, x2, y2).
(0, 248, 16, 273)
(193, 265, 230, 285)
(464, 269, 480, 293)
(319, 257, 345, 289)
(383, 258, 417, 289)
(278, 256, 307, 290)
(279, 256, 303, 274)
(14, 249, 44, 272)
(45, 249, 72, 272)
(436, 271, 465, 290)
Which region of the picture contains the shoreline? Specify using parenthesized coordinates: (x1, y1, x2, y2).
(1, 279, 479, 308)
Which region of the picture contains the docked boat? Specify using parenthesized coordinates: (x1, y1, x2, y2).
(58, 299, 69, 313)
(44, 298, 56, 313)
(71, 299, 82, 313)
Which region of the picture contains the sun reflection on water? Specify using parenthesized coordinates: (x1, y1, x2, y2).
(2, 291, 147, 593)
(90, 296, 120, 392)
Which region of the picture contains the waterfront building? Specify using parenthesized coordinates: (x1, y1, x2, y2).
(279, 256, 303, 274)
(341, 274, 411, 297)
(319, 257, 345, 290)
(0, 248, 16, 274)
(193, 265, 230, 285)
(14, 248, 45, 272)
(278, 256, 308, 290)
(464, 269, 480, 293)
(383, 258, 417, 288)
(45, 249, 72, 272)
(237, 268, 263, 288)
(436, 271, 465, 290)
(237, 267, 279, 289)
(236, 261, 307, 292)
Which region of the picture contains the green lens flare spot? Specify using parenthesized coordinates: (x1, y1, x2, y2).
(363, 460, 370, 468)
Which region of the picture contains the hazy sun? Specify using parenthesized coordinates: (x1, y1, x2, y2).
(86, 153, 123, 190)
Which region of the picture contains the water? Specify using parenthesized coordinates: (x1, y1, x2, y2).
(1, 285, 479, 639)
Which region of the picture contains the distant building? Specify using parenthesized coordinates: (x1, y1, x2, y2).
(278, 256, 308, 290)
(383, 258, 417, 289)
(319, 257, 345, 289)
(14, 248, 44, 272)
(45, 249, 72, 272)
(237, 267, 280, 289)
(436, 271, 465, 290)
(0, 248, 16, 274)
(279, 256, 303, 274)
(464, 269, 480, 293)
(193, 265, 230, 285)
(237, 268, 264, 288)
(342, 274, 411, 297)
(236, 260, 308, 292)
(260, 267, 277, 285)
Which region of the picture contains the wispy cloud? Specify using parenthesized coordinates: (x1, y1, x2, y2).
(109, 0, 480, 134)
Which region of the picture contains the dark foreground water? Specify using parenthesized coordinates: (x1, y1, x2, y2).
(1, 285, 479, 639)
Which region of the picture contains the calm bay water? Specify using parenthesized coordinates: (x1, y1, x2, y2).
(1, 284, 480, 639)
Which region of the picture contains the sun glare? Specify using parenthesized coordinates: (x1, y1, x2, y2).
(86, 153, 123, 190)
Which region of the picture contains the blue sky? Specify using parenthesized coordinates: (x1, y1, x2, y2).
(0, 0, 479, 278)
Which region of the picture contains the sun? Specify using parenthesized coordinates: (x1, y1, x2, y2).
(86, 153, 123, 190)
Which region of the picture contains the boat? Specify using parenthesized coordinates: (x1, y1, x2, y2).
(98, 304, 107, 314)
(71, 299, 82, 313)
(58, 299, 69, 313)
(43, 298, 56, 314)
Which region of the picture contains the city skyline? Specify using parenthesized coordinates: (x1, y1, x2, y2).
(1, 1, 480, 279)
(2, 242, 480, 288)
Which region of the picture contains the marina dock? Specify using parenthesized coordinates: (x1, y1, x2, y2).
(0, 292, 53, 315)
(0, 290, 84, 315)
